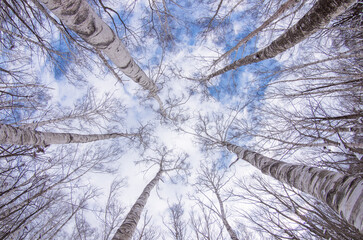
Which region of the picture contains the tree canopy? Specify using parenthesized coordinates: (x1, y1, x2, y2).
(1, 0, 362, 239)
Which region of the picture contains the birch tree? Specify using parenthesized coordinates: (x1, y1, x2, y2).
(0, 142, 118, 239)
(194, 113, 363, 233)
(225, 142, 363, 232)
(233, 175, 363, 239)
(37, 0, 165, 114)
(0, 123, 139, 146)
(192, 162, 239, 240)
(213, 0, 301, 66)
(96, 178, 127, 240)
(163, 198, 189, 240)
(20, 89, 125, 131)
(112, 147, 189, 240)
(244, 8, 363, 170)
(0, 0, 100, 88)
(132, 211, 161, 240)
(206, 0, 357, 80)
(189, 200, 230, 240)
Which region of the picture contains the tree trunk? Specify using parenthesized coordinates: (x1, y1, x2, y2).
(308, 113, 362, 121)
(213, 0, 299, 66)
(37, 0, 165, 113)
(214, 189, 239, 240)
(224, 142, 363, 233)
(0, 123, 131, 146)
(207, 0, 356, 80)
(111, 169, 163, 240)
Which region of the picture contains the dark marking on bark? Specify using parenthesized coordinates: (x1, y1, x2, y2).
(308, 167, 315, 173)
(345, 177, 363, 199)
(326, 188, 337, 208)
(317, 169, 330, 179)
(331, 176, 349, 210)
(120, 60, 132, 70)
(319, 172, 334, 193)
(347, 190, 363, 223)
(68, 134, 73, 143)
(92, 26, 115, 49)
(260, 160, 271, 174)
(61, 0, 82, 16)
(74, 7, 89, 25)
(286, 166, 294, 182)
(135, 76, 141, 83)
(20, 131, 24, 145)
(76, 18, 96, 37)
(309, 169, 320, 191)
(242, 149, 248, 159)
(268, 162, 280, 177)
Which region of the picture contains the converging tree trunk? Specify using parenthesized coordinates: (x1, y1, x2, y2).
(0, 123, 133, 146)
(111, 169, 163, 240)
(37, 0, 165, 113)
(223, 142, 363, 233)
(214, 189, 239, 240)
(213, 0, 299, 66)
(207, 0, 356, 80)
(196, 163, 240, 240)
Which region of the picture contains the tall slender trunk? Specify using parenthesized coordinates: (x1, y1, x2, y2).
(213, 0, 299, 66)
(112, 170, 163, 240)
(207, 0, 356, 80)
(224, 142, 363, 233)
(308, 113, 362, 121)
(37, 0, 165, 114)
(0, 123, 132, 146)
(214, 189, 239, 240)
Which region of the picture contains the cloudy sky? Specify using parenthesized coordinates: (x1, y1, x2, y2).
(2, 0, 360, 239)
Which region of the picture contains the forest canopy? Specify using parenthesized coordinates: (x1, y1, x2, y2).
(1, 0, 362, 239)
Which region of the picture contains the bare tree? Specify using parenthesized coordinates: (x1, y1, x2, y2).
(0, 142, 120, 239)
(20, 89, 125, 132)
(233, 174, 363, 239)
(37, 0, 165, 114)
(193, 112, 363, 233)
(191, 161, 239, 240)
(97, 178, 128, 240)
(132, 211, 161, 240)
(213, 0, 300, 66)
(163, 197, 188, 240)
(0, 123, 139, 146)
(189, 202, 227, 240)
(206, 0, 357, 80)
(111, 147, 189, 240)
(225, 142, 363, 233)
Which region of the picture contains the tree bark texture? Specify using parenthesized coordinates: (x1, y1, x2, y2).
(111, 170, 163, 240)
(225, 142, 363, 233)
(214, 0, 299, 66)
(0, 123, 129, 146)
(207, 0, 357, 80)
(38, 0, 160, 98)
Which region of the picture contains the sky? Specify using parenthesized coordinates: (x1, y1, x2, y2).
(39, 0, 278, 236)
(1, 0, 361, 239)
(46, 0, 294, 237)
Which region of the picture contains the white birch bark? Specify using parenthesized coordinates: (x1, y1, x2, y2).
(37, 0, 165, 114)
(207, 0, 357, 80)
(213, 0, 299, 66)
(0, 123, 133, 146)
(111, 169, 163, 240)
(224, 142, 363, 233)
